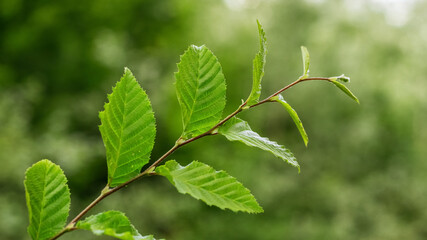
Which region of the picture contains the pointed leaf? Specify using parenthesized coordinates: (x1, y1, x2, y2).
(175, 45, 227, 139)
(246, 20, 267, 106)
(300, 46, 310, 78)
(24, 159, 71, 240)
(76, 211, 156, 240)
(156, 160, 263, 213)
(330, 80, 360, 104)
(219, 117, 299, 171)
(272, 94, 308, 146)
(99, 68, 156, 187)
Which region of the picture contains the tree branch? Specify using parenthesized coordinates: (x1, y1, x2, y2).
(50, 76, 331, 239)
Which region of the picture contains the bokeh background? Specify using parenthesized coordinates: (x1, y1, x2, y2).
(1, 0, 426, 239)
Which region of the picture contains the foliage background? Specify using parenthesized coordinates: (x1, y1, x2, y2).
(1, 0, 426, 239)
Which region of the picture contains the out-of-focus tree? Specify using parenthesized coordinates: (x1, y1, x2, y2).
(1, 0, 426, 239)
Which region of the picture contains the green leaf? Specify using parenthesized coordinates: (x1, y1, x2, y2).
(330, 74, 350, 83)
(99, 68, 156, 187)
(330, 80, 360, 104)
(156, 160, 263, 213)
(219, 117, 299, 171)
(272, 94, 308, 147)
(246, 20, 267, 106)
(76, 211, 156, 240)
(24, 159, 71, 240)
(300, 46, 310, 78)
(175, 45, 227, 139)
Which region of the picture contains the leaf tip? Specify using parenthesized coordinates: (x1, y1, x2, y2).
(331, 74, 350, 83)
(304, 139, 309, 147)
(355, 97, 360, 104)
(190, 44, 204, 51)
(123, 67, 133, 76)
(249, 207, 264, 214)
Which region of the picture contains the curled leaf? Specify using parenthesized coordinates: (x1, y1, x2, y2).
(246, 20, 268, 106)
(330, 74, 350, 83)
(272, 95, 309, 147)
(330, 80, 360, 104)
(300, 46, 310, 78)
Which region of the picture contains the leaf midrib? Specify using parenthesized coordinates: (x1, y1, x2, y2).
(109, 78, 130, 183)
(175, 168, 253, 211)
(182, 48, 203, 135)
(35, 163, 48, 240)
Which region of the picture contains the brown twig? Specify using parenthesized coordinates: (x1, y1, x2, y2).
(50, 76, 331, 239)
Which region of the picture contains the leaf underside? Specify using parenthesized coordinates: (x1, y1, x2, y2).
(274, 94, 308, 146)
(175, 45, 226, 139)
(156, 160, 263, 213)
(77, 211, 156, 240)
(219, 117, 299, 171)
(99, 68, 156, 187)
(246, 20, 267, 106)
(25, 159, 71, 240)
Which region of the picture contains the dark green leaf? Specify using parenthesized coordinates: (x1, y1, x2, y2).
(99, 68, 156, 187)
(175, 45, 227, 139)
(25, 159, 71, 240)
(156, 160, 263, 213)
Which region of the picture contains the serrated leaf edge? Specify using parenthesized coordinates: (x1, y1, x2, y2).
(156, 160, 264, 214)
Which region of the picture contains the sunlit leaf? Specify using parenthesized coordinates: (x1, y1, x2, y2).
(272, 94, 308, 146)
(77, 211, 156, 240)
(219, 117, 299, 171)
(300, 46, 310, 78)
(246, 20, 267, 106)
(99, 68, 156, 187)
(175, 45, 226, 139)
(25, 159, 71, 240)
(156, 160, 263, 213)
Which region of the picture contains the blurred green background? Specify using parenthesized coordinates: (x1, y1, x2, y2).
(1, 0, 426, 239)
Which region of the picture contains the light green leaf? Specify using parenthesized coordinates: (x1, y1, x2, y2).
(77, 211, 156, 240)
(301, 46, 310, 78)
(246, 20, 267, 106)
(25, 159, 71, 240)
(99, 68, 156, 187)
(156, 160, 263, 213)
(219, 117, 299, 171)
(272, 94, 308, 147)
(175, 45, 227, 139)
(330, 74, 350, 83)
(330, 80, 360, 104)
